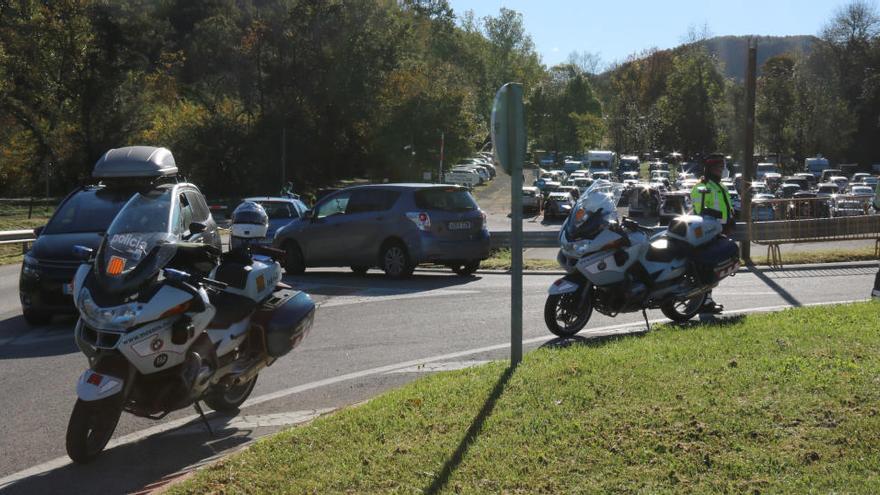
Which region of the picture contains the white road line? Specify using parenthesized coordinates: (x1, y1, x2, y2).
(319, 288, 480, 308)
(0, 297, 866, 489)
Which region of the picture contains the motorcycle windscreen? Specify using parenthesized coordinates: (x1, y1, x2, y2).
(95, 189, 179, 294)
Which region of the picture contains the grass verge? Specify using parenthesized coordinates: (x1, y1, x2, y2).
(171, 301, 880, 494)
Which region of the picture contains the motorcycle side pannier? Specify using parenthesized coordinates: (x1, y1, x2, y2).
(251, 288, 316, 358)
(693, 237, 739, 283)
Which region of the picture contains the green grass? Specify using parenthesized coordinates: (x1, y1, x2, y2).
(0, 205, 52, 266)
(171, 302, 880, 494)
(480, 248, 560, 271)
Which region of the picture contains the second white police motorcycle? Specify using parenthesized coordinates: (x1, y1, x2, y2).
(66, 200, 315, 463)
(545, 181, 740, 337)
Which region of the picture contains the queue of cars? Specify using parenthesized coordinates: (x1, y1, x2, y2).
(20, 147, 492, 325)
(443, 152, 497, 188)
(528, 158, 880, 223)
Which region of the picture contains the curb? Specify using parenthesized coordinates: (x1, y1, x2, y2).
(416, 259, 879, 277)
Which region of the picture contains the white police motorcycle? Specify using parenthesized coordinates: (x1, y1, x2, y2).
(67, 201, 315, 463)
(545, 181, 739, 337)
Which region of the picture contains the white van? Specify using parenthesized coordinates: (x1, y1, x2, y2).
(587, 150, 617, 174)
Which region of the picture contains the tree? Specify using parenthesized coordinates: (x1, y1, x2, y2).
(756, 54, 796, 158)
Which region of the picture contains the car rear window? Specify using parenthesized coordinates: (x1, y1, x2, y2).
(43, 188, 131, 235)
(414, 188, 478, 211)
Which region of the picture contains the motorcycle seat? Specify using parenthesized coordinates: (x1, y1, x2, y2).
(645, 237, 691, 263)
(207, 291, 257, 329)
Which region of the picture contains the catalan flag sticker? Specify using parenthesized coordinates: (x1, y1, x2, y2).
(107, 255, 126, 276)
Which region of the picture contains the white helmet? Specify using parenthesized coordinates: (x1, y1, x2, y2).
(231, 201, 268, 239)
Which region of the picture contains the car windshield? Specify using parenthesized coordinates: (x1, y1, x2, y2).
(107, 188, 174, 236)
(415, 188, 477, 211)
(97, 188, 178, 295)
(254, 201, 296, 219)
(43, 188, 130, 235)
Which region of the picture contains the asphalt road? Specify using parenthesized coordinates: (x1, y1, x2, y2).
(0, 259, 876, 494)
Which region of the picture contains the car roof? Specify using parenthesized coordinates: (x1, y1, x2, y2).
(244, 196, 303, 204)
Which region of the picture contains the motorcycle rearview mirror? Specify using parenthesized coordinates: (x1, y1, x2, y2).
(163, 268, 191, 282)
(72, 245, 94, 261)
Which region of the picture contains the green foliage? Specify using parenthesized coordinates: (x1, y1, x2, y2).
(0, 1, 543, 197)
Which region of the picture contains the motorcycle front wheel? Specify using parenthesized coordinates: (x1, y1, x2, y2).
(660, 292, 708, 322)
(204, 375, 258, 412)
(66, 397, 123, 464)
(544, 287, 593, 338)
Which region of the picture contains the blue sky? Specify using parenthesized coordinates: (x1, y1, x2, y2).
(447, 0, 848, 69)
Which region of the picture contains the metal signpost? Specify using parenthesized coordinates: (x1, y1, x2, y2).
(491, 83, 526, 366)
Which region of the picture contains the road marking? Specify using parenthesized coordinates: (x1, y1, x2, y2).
(0, 297, 866, 489)
(319, 288, 480, 308)
(386, 360, 490, 374)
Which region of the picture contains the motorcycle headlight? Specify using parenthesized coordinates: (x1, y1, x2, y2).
(77, 289, 142, 331)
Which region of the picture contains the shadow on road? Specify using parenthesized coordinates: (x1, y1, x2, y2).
(423, 365, 516, 495)
(0, 315, 79, 360)
(0, 411, 254, 495)
(283, 270, 481, 298)
(745, 265, 802, 307)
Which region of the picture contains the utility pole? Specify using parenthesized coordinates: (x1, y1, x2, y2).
(742, 39, 757, 263)
(281, 127, 287, 187)
(438, 131, 444, 183)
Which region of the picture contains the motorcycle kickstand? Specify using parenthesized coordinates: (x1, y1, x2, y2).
(193, 401, 214, 437)
(642, 308, 651, 332)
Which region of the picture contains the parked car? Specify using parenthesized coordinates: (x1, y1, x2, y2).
(444, 169, 480, 188)
(543, 191, 575, 219)
(852, 172, 872, 184)
(20, 146, 220, 325)
(828, 175, 849, 193)
(522, 186, 541, 212)
(751, 196, 776, 221)
(832, 198, 868, 217)
(816, 183, 840, 197)
(628, 185, 661, 217)
(778, 183, 802, 199)
(658, 191, 692, 225)
(231, 196, 309, 249)
(273, 184, 490, 277)
(592, 171, 613, 182)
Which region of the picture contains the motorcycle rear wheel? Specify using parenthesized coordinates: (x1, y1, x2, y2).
(66, 397, 123, 464)
(544, 287, 593, 338)
(660, 293, 708, 322)
(204, 375, 258, 412)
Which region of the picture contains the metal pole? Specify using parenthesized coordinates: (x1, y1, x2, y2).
(281, 127, 287, 186)
(508, 89, 523, 366)
(45, 161, 49, 198)
(742, 40, 757, 263)
(439, 131, 444, 183)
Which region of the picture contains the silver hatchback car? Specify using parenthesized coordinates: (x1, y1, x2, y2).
(273, 184, 490, 277)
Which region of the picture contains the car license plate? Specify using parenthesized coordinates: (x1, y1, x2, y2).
(62, 282, 73, 295)
(448, 221, 471, 230)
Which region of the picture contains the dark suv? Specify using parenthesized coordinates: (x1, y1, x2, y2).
(19, 146, 220, 325)
(273, 184, 490, 277)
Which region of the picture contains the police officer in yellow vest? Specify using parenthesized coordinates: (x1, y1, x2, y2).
(690, 157, 734, 314)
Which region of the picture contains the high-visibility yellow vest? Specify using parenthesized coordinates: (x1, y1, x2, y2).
(691, 179, 733, 222)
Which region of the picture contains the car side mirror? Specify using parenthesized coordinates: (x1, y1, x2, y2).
(303, 209, 314, 221)
(189, 221, 207, 235)
(33, 225, 44, 237)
